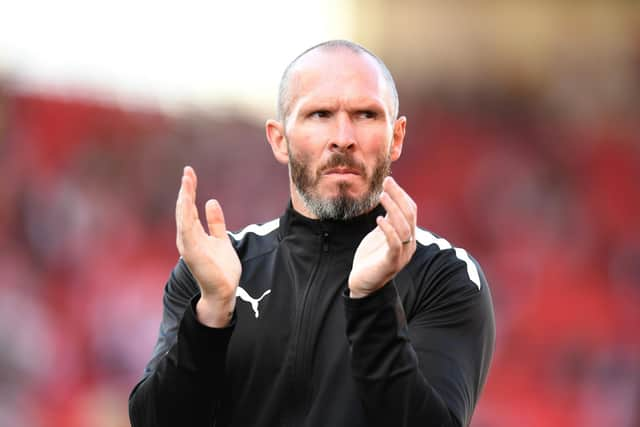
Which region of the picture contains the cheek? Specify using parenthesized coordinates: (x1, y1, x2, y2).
(287, 130, 325, 161)
(356, 128, 393, 156)
(288, 139, 317, 172)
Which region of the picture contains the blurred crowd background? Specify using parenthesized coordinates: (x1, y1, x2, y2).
(1, 1, 639, 426)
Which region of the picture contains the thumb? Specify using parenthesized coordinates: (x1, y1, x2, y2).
(205, 199, 228, 238)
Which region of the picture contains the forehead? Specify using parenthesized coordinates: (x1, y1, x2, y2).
(286, 49, 392, 114)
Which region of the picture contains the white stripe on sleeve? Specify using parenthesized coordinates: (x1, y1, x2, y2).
(415, 228, 481, 289)
(229, 218, 280, 240)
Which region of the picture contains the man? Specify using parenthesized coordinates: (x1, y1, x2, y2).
(129, 40, 495, 427)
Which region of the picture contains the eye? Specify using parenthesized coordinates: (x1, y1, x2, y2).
(309, 110, 331, 119)
(357, 110, 377, 119)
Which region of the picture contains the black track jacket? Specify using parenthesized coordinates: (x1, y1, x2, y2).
(129, 204, 495, 427)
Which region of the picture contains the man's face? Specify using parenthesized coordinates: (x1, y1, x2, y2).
(288, 138, 391, 220)
(281, 49, 404, 220)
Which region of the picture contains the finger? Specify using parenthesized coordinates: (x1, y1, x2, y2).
(383, 176, 417, 229)
(205, 199, 228, 238)
(177, 168, 203, 246)
(176, 171, 191, 232)
(379, 191, 412, 243)
(376, 215, 402, 254)
(180, 168, 199, 222)
(184, 166, 198, 206)
(176, 173, 186, 251)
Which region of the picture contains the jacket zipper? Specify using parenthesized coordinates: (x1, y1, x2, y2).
(288, 231, 330, 426)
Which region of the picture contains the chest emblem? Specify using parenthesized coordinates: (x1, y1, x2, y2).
(236, 287, 271, 318)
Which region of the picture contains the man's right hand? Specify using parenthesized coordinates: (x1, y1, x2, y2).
(176, 166, 241, 327)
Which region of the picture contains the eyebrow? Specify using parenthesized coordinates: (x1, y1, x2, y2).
(296, 97, 388, 115)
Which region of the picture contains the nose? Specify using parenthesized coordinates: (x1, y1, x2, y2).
(328, 114, 356, 152)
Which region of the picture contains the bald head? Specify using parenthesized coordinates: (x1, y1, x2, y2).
(277, 40, 399, 123)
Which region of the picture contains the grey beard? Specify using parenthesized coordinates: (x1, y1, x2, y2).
(289, 149, 391, 221)
(295, 181, 382, 221)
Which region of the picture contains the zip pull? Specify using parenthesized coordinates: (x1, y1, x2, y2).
(322, 232, 329, 252)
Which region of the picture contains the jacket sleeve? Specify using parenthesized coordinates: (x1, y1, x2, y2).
(128, 259, 235, 427)
(344, 248, 495, 427)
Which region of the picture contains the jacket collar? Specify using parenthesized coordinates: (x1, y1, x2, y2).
(278, 201, 385, 249)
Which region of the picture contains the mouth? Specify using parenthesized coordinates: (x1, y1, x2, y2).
(323, 167, 362, 176)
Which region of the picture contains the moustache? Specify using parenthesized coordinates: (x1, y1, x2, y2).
(317, 153, 366, 176)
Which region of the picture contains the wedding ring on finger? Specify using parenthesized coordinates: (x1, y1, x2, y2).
(402, 236, 413, 245)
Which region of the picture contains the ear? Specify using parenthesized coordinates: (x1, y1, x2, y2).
(390, 116, 406, 162)
(265, 119, 289, 165)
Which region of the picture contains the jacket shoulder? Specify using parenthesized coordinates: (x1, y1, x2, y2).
(402, 227, 493, 322)
(228, 217, 280, 261)
(412, 227, 483, 290)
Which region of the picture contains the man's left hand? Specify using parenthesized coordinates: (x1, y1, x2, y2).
(349, 177, 417, 298)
